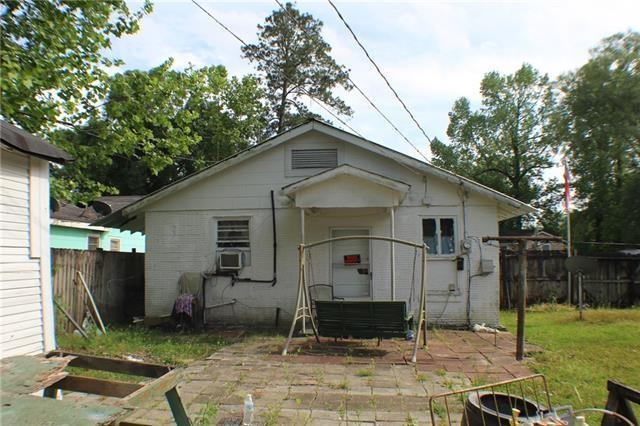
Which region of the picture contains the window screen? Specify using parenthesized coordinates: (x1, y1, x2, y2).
(440, 218, 455, 254)
(422, 218, 438, 255)
(422, 218, 456, 255)
(110, 238, 121, 251)
(87, 235, 100, 251)
(217, 220, 250, 249)
(291, 149, 338, 169)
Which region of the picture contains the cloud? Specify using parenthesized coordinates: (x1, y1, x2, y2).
(111, 0, 639, 160)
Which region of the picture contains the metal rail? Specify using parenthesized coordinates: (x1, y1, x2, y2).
(428, 374, 553, 425)
(303, 234, 427, 250)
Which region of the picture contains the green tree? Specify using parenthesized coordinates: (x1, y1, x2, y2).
(242, 2, 352, 134)
(557, 31, 640, 246)
(51, 61, 266, 203)
(432, 64, 559, 231)
(1, 0, 152, 133)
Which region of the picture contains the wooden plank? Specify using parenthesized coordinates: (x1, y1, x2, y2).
(0, 355, 70, 394)
(123, 370, 183, 406)
(608, 380, 640, 404)
(47, 375, 143, 398)
(48, 351, 171, 378)
(0, 392, 123, 426)
(603, 380, 639, 425)
(53, 301, 88, 339)
(77, 271, 106, 334)
(165, 387, 191, 426)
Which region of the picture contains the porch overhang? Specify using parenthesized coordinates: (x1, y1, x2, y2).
(282, 164, 410, 208)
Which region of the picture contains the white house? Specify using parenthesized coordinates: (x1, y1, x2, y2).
(1, 120, 72, 358)
(98, 120, 534, 327)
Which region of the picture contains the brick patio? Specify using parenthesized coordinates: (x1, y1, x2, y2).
(112, 330, 534, 425)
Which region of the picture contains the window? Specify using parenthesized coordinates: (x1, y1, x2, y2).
(291, 149, 337, 169)
(87, 235, 100, 251)
(216, 219, 251, 265)
(110, 238, 121, 251)
(422, 218, 456, 255)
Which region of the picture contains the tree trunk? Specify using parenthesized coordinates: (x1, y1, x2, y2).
(276, 81, 289, 133)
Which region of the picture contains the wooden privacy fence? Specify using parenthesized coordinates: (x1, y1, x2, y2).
(52, 249, 144, 333)
(500, 251, 640, 308)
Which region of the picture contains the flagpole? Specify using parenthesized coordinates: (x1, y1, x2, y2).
(566, 203, 572, 304)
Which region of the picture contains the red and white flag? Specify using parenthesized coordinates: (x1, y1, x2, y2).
(563, 157, 571, 213)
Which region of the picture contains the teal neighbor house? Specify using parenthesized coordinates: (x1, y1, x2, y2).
(50, 196, 145, 252)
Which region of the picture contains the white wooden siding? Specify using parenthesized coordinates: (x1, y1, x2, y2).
(143, 130, 503, 326)
(0, 149, 53, 357)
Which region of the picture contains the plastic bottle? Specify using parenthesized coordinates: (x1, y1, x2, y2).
(243, 394, 254, 425)
(574, 416, 588, 426)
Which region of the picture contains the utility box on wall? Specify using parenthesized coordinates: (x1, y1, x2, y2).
(480, 259, 495, 275)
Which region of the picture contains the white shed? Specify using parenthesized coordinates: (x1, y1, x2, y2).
(1, 121, 72, 358)
(98, 120, 534, 327)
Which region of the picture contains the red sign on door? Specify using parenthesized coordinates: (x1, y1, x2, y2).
(344, 254, 361, 265)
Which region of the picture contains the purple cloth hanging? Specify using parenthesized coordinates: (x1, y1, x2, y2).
(174, 293, 196, 318)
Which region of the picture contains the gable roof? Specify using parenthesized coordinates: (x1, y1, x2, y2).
(95, 119, 535, 227)
(1, 120, 72, 164)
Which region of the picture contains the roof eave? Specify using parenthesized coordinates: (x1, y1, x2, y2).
(113, 118, 535, 221)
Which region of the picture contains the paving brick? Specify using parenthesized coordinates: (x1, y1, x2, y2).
(64, 331, 534, 425)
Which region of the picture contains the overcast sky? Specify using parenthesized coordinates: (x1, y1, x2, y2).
(111, 0, 639, 160)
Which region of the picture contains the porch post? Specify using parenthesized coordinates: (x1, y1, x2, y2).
(390, 207, 396, 301)
(300, 208, 305, 244)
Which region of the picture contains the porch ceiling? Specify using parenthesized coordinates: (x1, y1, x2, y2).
(283, 164, 410, 208)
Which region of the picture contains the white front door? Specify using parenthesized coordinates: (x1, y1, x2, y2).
(331, 229, 371, 299)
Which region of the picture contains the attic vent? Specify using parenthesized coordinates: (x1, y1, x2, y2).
(291, 149, 337, 169)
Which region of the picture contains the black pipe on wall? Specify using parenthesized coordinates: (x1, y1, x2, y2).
(233, 189, 278, 286)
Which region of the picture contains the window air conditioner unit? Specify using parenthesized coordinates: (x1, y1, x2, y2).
(218, 251, 243, 270)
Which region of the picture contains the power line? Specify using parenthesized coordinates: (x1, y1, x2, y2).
(326, 0, 433, 146)
(273, 0, 430, 163)
(189, 0, 362, 137)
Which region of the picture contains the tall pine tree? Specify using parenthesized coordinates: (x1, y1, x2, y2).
(242, 2, 352, 134)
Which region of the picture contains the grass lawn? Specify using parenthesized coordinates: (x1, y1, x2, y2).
(501, 305, 640, 417)
(56, 326, 230, 382)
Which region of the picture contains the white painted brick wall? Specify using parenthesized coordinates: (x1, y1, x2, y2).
(143, 131, 504, 327)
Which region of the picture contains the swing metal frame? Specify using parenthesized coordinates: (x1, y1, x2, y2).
(282, 235, 429, 363)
